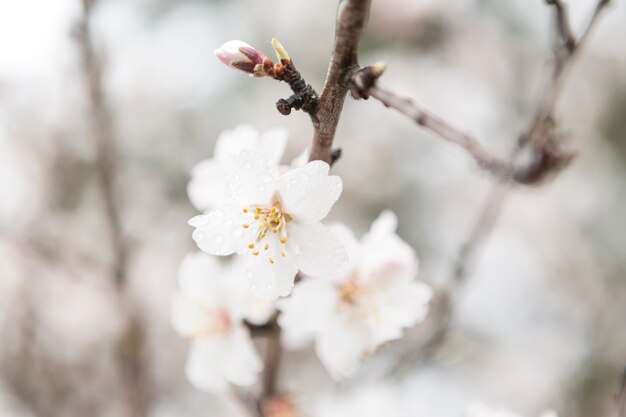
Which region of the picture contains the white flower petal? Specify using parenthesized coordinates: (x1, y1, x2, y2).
(288, 222, 348, 279)
(214, 124, 259, 161)
(276, 278, 338, 349)
(277, 160, 342, 223)
(358, 230, 418, 284)
(185, 337, 228, 392)
(220, 326, 263, 387)
(326, 222, 360, 282)
(366, 281, 432, 345)
(227, 150, 278, 206)
(171, 293, 207, 338)
(178, 252, 222, 300)
(187, 159, 230, 212)
(315, 319, 372, 380)
(245, 253, 298, 299)
(244, 297, 276, 325)
(367, 210, 398, 235)
(257, 127, 288, 166)
(190, 205, 250, 256)
(185, 326, 262, 392)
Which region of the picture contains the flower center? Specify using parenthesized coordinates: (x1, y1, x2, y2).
(193, 308, 231, 338)
(241, 204, 290, 264)
(338, 279, 360, 306)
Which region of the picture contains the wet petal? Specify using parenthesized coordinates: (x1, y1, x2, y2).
(190, 205, 250, 256)
(276, 160, 342, 223)
(187, 159, 230, 212)
(227, 150, 278, 206)
(288, 222, 348, 279)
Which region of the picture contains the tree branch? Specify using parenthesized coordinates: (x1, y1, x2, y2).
(308, 0, 372, 163)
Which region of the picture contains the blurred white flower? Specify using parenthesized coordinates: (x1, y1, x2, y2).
(187, 124, 288, 212)
(189, 149, 346, 300)
(277, 211, 432, 379)
(466, 403, 558, 417)
(172, 252, 266, 392)
(311, 384, 403, 417)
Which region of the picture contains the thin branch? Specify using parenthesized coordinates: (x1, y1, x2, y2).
(613, 367, 626, 417)
(308, 0, 372, 163)
(76, 0, 127, 289)
(261, 316, 283, 399)
(352, 73, 573, 184)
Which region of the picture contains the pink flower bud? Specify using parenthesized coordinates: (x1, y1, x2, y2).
(214, 40, 274, 77)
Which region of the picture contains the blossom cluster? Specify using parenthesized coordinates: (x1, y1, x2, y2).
(172, 124, 432, 392)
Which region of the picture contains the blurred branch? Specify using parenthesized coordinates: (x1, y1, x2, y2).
(546, 0, 576, 52)
(75, 1, 150, 416)
(351, 67, 572, 184)
(610, 368, 626, 417)
(76, 0, 127, 290)
(308, 0, 371, 163)
(388, 0, 611, 374)
(261, 316, 283, 399)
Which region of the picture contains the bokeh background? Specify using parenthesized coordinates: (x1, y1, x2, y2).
(0, 0, 625, 416)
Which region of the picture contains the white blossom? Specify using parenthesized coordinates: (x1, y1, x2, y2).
(189, 149, 347, 300)
(277, 210, 432, 379)
(187, 124, 288, 212)
(171, 251, 266, 392)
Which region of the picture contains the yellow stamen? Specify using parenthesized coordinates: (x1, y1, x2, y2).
(248, 243, 255, 249)
(243, 224, 249, 229)
(252, 251, 259, 256)
(280, 237, 287, 244)
(269, 258, 275, 264)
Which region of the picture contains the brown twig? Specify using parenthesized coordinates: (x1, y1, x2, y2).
(308, 0, 372, 164)
(261, 317, 283, 399)
(76, 1, 150, 416)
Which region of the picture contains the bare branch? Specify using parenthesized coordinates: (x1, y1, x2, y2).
(261, 316, 283, 399)
(546, 0, 577, 52)
(76, 0, 127, 289)
(308, 0, 372, 163)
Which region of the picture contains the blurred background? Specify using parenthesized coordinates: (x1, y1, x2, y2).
(0, 0, 624, 416)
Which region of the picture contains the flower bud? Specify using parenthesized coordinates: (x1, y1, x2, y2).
(271, 38, 290, 63)
(214, 40, 274, 77)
